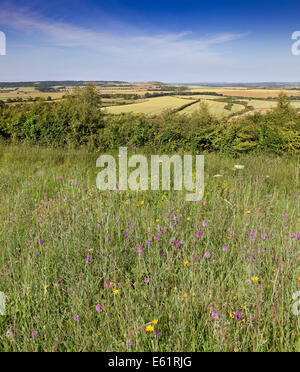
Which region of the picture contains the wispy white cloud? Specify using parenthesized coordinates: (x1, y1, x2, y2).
(0, 2, 251, 81)
(0, 3, 246, 56)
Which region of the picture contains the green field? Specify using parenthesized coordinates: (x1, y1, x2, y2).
(102, 96, 195, 115)
(0, 145, 299, 352)
(102, 94, 300, 118)
(181, 100, 245, 117)
(103, 96, 246, 117)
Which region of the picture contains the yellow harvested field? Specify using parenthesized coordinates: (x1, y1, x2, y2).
(181, 100, 245, 118)
(241, 99, 300, 109)
(102, 96, 194, 115)
(0, 87, 68, 101)
(185, 87, 300, 98)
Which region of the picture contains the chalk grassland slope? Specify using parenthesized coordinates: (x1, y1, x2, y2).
(180, 100, 245, 118)
(0, 146, 299, 352)
(102, 96, 196, 115)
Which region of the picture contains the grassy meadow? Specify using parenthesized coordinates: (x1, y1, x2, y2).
(0, 144, 299, 352)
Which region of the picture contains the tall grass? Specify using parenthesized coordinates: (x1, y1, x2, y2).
(0, 144, 299, 351)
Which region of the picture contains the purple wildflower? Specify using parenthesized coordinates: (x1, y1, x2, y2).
(106, 281, 112, 289)
(211, 311, 219, 319)
(86, 255, 92, 263)
(96, 304, 103, 313)
(234, 311, 242, 321)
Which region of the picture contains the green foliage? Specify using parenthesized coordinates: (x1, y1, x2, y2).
(0, 89, 299, 154)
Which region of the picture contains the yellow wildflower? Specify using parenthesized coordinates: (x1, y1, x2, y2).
(146, 325, 154, 332)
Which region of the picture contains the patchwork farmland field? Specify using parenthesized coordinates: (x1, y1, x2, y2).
(180, 100, 245, 117)
(102, 96, 196, 115)
(241, 99, 300, 110)
(102, 94, 247, 118)
(101, 91, 300, 118)
(185, 86, 300, 99)
(103, 96, 246, 117)
(101, 95, 300, 118)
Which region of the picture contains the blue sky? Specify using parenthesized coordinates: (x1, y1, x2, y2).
(0, 0, 300, 82)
